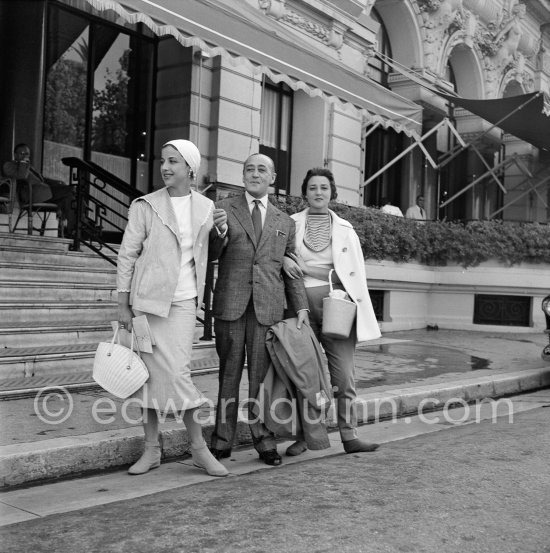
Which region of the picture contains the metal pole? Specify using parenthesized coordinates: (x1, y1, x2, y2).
(362, 119, 446, 187)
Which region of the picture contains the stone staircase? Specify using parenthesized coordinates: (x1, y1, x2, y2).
(0, 232, 218, 395)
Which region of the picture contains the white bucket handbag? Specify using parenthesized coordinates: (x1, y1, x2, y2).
(93, 326, 149, 398)
(322, 269, 357, 339)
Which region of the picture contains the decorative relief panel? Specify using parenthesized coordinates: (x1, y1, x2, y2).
(474, 3, 539, 96)
(257, 0, 343, 49)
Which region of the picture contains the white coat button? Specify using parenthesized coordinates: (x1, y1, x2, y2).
(357, 298, 362, 302)
(350, 272, 355, 276)
(342, 247, 347, 252)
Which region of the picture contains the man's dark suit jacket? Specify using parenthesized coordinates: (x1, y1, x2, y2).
(212, 193, 308, 326)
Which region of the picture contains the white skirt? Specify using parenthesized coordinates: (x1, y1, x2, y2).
(132, 301, 206, 412)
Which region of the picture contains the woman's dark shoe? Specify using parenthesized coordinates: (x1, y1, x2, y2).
(343, 439, 380, 453)
(285, 440, 307, 456)
(259, 450, 282, 466)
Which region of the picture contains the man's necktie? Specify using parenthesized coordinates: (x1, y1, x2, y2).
(420, 208, 425, 218)
(252, 199, 262, 243)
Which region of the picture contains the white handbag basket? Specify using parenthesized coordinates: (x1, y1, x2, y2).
(93, 326, 149, 399)
(322, 269, 357, 339)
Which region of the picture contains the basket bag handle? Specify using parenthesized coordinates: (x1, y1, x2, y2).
(328, 268, 336, 294)
(108, 326, 142, 370)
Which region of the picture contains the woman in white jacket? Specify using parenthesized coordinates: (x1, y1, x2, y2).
(283, 167, 381, 456)
(117, 139, 228, 477)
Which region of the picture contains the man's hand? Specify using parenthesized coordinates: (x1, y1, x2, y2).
(213, 208, 228, 235)
(296, 309, 309, 330)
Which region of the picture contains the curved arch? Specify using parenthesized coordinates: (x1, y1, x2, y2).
(444, 40, 485, 98)
(502, 78, 525, 97)
(373, 0, 423, 68)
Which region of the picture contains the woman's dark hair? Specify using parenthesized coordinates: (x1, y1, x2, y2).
(301, 167, 338, 200)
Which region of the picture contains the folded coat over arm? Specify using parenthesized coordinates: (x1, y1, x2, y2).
(255, 318, 332, 450)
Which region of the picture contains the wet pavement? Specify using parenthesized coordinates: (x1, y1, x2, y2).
(354, 342, 491, 388)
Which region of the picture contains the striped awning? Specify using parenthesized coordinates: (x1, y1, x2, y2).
(74, 0, 423, 137)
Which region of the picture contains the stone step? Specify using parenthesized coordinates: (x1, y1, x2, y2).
(0, 262, 117, 284)
(0, 300, 118, 324)
(0, 322, 113, 348)
(0, 344, 97, 380)
(0, 246, 117, 269)
(0, 280, 116, 302)
(0, 231, 71, 251)
(0, 340, 218, 388)
(0, 319, 211, 348)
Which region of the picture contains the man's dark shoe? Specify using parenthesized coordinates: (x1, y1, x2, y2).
(209, 447, 231, 460)
(259, 450, 282, 466)
(343, 439, 380, 453)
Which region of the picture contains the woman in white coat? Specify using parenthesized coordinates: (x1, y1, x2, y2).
(283, 167, 381, 456)
(117, 139, 228, 477)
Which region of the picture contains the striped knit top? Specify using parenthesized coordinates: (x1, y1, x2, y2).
(303, 212, 331, 252)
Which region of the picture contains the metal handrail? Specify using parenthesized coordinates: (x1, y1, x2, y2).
(61, 157, 214, 340)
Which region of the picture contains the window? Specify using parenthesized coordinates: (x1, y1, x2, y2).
(362, 8, 403, 209)
(259, 78, 293, 194)
(368, 8, 391, 86)
(44, 3, 155, 191)
(363, 126, 404, 209)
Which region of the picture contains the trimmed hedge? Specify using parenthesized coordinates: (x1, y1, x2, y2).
(269, 194, 550, 268)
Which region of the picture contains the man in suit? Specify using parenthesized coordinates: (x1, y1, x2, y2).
(210, 153, 309, 466)
(405, 194, 427, 220)
(2, 143, 76, 236)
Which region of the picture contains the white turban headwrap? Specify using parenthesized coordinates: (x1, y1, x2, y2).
(163, 139, 201, 176)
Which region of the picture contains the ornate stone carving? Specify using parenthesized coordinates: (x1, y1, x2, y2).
(488, 3, 525, 63)
(362, 44, 377, 76)
(258, 0, 285, 19)
(476, 2, 528, 96)
(419, 0, 465, 71)
(257, 0, 344, 50)
(537, 46, 550, 75)
(418, 0, 443, 12)
(463, 0, 501, 27)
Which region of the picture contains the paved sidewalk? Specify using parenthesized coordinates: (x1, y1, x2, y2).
(1, 390, 549, 533)
(1, 329, 549, 487)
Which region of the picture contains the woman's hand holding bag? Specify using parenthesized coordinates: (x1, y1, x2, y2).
(322, 269, 357, 339)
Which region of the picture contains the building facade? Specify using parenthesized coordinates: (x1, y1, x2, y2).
(1, 0, 549, 224)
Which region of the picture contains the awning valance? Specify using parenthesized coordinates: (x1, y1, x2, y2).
(77, 0, 422, 137)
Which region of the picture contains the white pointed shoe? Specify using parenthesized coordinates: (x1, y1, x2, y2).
(191, 442, 229, 477)
(128, 444, 161, 475)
